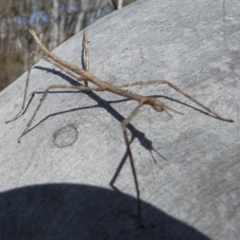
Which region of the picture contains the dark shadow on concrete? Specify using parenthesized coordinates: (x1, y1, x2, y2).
(0, 183, 211, 240)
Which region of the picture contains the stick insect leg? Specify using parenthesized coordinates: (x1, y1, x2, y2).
(5, 51, 39, 124)
(17, 29, 107, 143)
(116, 80, 233, 122)
(17, 84, 103, 143)
(5, 51, 87, 125)
(6, 29, 91, 125)
(83, 29, 144, 226)
(83, 29, 89, 72)
(121, 101, 145, 228)
(82, 29, 89, 86)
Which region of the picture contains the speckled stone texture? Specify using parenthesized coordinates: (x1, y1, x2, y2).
(0, 0, 239, 239)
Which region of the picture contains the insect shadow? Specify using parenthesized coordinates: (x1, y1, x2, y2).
(18, 64, 224, 196)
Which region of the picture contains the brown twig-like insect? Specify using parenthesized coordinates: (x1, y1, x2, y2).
(6, 28, 234, 227)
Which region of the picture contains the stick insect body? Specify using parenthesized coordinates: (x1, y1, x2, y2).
(6, 28, 234, 227)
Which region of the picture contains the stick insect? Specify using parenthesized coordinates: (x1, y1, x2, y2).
(6, 28, 234, 227)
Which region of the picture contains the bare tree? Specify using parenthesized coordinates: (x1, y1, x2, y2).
(118, 0, 123, 9)
(0, 0, 121, 91)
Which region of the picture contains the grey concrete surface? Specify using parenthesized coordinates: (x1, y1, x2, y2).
(0, 0, 239, 239)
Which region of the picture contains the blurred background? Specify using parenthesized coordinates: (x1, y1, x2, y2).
(0, 0, 136, 91)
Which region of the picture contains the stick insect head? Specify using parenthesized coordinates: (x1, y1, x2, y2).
(149, 98, 184, 117)
(150, 98, 165, 112)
